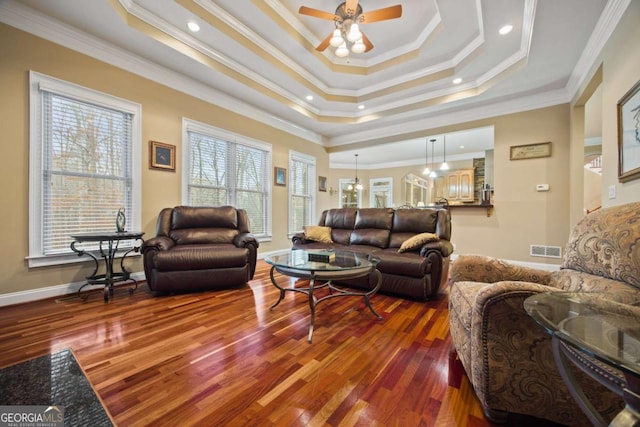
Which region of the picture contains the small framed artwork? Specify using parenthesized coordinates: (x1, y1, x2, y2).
(509, 141, 552, 160)
(150, 141, 176, 171)
(274, 167, 286, 186)
(617, 79, 640, 182)
(318, 176, 327, 192)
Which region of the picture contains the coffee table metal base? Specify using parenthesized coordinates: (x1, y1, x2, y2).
(269, 265, 382, 343)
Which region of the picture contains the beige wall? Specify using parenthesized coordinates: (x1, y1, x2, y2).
(329, 106, 572, 264)
(0, 24, 330, 295)
(598, 0, 640, 206)
(2, 1, 639, 298)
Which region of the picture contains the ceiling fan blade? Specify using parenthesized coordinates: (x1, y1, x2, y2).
(316, 33, 333, 51)
(299, 6, 339, 21)
(345, 0, 359, 16)
(359, 5, 402, 23)
(362, 33, 374, 52)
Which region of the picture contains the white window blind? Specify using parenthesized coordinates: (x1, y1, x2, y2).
(29, 72, 141, 267)
(184, 120, 271, 239)
(41, 92, 133, 254)
(289, 151, 316, 235)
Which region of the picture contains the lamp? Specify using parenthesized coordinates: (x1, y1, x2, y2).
(422, 138, 431, 175)
(429, 139, 437, 178)
(440, 134, 450, 171)
(352, 154, 363, 190)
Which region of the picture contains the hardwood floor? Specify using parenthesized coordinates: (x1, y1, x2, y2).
(0, 261, 555, 426)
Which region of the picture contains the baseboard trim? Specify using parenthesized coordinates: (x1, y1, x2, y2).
(0, 272, 146, 307)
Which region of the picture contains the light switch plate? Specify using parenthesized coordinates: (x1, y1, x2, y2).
(608, 184, 616, 199)
(536, 184, 550, 192)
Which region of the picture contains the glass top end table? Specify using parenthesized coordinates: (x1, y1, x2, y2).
(525, 292, 640, 427)
(265, 249, 383, 343)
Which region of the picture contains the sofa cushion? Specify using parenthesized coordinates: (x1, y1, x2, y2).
(350, 229, 390, 248)
(397, 232, 439, 253)
(303, 225, 333, 243)
(154, 244, 247, 271)
(354, 208, 394, 229)
(169, 228, 238, 245)
(171, 205, 238, 230)
(324, 208, 357, 229)
(392, 208, 439, 233)
(562, 201, 640, 289)
(551, 269, 640, 304)
(375, 249, 430, 277)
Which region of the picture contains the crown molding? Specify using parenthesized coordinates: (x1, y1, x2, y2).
(327, 87, 572, 147)
(565, 0, 631, 101)
(0, 0, 323, 145)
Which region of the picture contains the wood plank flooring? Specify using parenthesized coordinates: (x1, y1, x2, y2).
(0, 261, 556, 426)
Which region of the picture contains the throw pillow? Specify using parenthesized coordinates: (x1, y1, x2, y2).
(398, 232, 439, 253)
(303, 225, 333, 243)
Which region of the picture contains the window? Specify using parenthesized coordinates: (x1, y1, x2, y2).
(339, 178, 361, 208)
(370, 177, 393, 207)
(183, 119, 271, 240)
(28, 72, 141, 267)
(288, 151, 316, 235)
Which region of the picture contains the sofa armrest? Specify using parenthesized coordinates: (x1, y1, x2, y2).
(450, 254, 552, 285)
(464, 281, 564, 415)
(291, 232, 307, 245)
(141, 236, 175, 253)
(234, 232, 259, 249)
(420, 240, 454, 258)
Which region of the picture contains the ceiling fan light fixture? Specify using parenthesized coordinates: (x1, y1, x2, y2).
(335, 42, 349, 57)
(346, 23, 362, 42)
(330, 29, 344, 47)
(351, 39, 366, 54)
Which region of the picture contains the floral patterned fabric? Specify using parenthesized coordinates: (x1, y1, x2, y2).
(562, 202, 640, 289)
(448, 202, 640, 425)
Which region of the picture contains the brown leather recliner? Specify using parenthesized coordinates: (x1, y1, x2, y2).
(141, 206, 259, 293)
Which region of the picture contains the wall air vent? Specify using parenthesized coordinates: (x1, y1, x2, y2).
(530, 245, 562, 258)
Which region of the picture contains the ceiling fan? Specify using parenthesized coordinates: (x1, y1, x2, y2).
(299, 0, 402, 57)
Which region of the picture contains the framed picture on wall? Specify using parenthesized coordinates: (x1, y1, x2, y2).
(274, 167, 286, 186)
(149, 141, 176, 171)
(617, 78, 640, 182)
(318, 176, 327, 192)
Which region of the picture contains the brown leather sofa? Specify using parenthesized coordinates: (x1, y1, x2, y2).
(141, 206, 259, 293)
(292, 207, 453, 300)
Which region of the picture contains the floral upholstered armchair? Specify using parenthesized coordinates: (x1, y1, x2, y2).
(448, 202, 640, 425)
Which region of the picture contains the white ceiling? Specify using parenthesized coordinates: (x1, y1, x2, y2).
(3, 0, 621, 167)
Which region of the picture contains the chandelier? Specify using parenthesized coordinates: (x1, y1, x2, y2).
(348, 153, 363, 190)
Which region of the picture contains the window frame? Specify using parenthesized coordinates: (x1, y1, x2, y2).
(288, 150, 316, 236)
(182, 118, 272, 241)
(28, 71, 142, 268)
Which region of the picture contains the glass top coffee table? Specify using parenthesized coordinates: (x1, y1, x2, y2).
(264, 249, 383, 343)
(524, 292, 640, 426)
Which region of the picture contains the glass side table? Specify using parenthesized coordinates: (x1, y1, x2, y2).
(70, 231, 144, 302)
(524, 292, 640, 427)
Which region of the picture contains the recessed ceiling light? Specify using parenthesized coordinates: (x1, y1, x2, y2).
(453, 78, 462, 84)
(499, 25, 513, 35)
(459, 145, 465, 149)
(187, 21, 200, 32)
(358, 104, 365, 110)
(306, 95, 314, 101)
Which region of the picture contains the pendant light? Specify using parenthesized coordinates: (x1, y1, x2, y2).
(440, 134, 450, 171)
(429, 139, 437, 178)
(352, 154, 363, 190)
(422, 138, 431, 175)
